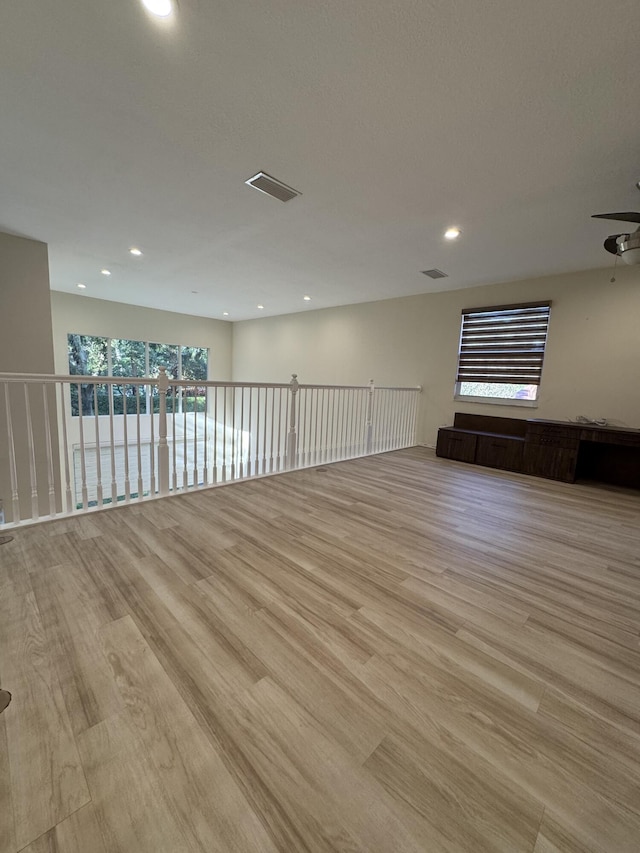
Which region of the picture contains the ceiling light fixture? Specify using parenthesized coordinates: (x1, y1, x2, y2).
(444, 227, 461, 240)
(101, 269, 111, 276)
(303, 295, 311, 301)
(129, 247, 143, 256)
(223, 312, 229, 316)
(257, 304, 264, 310)
(141, 0, 173, 17)
(77, 283, 86, 289)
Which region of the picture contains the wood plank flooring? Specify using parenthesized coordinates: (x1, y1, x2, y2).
(1, 447, 640, 852)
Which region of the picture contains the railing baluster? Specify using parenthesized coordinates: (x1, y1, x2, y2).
(92, 383, 103, 508)
(122, 384, 130, 502)
(275, 387, 282, 472)
(222, 387, 227, 482)
(4, 383, 20, 524)
(348, 389, 354, 458)
(339, 388, 347, 460)
(300, 387, 307, 467)
(25, 380, 38, 518)
(239, 386, 245, 479)
(171, 385, 177, 491)
(401, 392, 409, 447)
(269, 388, 275, 473)
(405, 391, 413, 446)
(136, 385, 143, 501)
(182, 385, 188, 489)
(149, 382, 156, 496)
(213, 386, 218, 484)
(108, 384, 117, 505)
(42, 383, 57, 517)
(319, 389, 325, 464)
(365, 380, 374, 455)
(157, 367, 170, 496)
(192, 389, 198, 488)
(58, 382, 73, 513)
(248, 386, 254, 477)
(231, 387, 237, 480)
(390, 391, 398, 449)
(400, 392, 408, 447)
(390, 391, 397, 449)
(287, 374, 298, 470)
(261, 387, 267, 475)
(78, 383, 89, 509)
(203, 386, 209, 486)
(313, 388, 320, 465)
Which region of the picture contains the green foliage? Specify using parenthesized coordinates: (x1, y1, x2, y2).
(67, 334, 209, 416)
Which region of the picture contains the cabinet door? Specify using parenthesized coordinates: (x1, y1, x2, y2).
(436, 429, 477, 463)
(522, 444, 577, 482)
(475, 435, 524, 472)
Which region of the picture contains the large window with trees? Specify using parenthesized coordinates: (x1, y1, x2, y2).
(67, 334, 208, 415)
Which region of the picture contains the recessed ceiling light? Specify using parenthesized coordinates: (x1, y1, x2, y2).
(101, 269, 111, 276)
(444, 227, 461, 240)
(129, 247, 143, 256)
(223, 312, 229, 316)
(141, 0, 173, 17)
(303, 295, 311, 301)
(257, 304, 264, 310)
(77, 283, 86, 289)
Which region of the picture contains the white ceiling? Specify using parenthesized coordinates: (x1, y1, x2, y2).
(1, 0, 639, 321)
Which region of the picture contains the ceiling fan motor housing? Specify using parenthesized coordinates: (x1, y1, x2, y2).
(617, 229, 640, 265)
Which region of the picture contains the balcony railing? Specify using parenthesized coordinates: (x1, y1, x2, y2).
(0, 371, 421, 528)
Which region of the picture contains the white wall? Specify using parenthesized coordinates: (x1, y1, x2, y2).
(231, 265, 640, 445)
(51, 292, 233, 379)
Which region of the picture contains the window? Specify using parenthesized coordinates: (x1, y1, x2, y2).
(454, 302, 551, 405)
(67, 334, 208, 415)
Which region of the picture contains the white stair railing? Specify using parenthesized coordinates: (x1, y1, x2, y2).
(0, 371, 421, 528)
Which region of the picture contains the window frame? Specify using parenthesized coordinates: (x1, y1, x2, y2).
(66, 334, 209, 416)
(453, 301, 551, 407)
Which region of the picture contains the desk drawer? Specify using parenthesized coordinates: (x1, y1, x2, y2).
(527, 434, 579, 450)
(526, 424, 579, 450)
(475, 435, 524, 472)
(580, 428, 640, 447)
(436, 429, 477, 463)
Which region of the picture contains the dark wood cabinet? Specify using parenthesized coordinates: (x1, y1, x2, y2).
(436, 414, 640, 489)
(475, 434, 524, 472)
(522, 444, 577, 482)
(522, 422, 580, 481)
(436, 429, 477, 463)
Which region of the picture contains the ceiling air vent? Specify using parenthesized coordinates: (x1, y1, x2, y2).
(421, 268, 448, 279)
(245, 172, 301, 203)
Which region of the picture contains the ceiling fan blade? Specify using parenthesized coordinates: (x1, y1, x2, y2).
(604, 234, 625, 255)
(592, 212, 640, 224)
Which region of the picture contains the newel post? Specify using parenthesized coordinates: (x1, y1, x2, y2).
(365, 379, 375, 454)
(157, 367, 170, 495)
(287, 373, 299, 470)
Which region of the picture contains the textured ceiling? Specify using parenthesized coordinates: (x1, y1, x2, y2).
(1, 0, 639, 321)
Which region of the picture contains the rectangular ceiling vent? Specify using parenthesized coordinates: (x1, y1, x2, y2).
(245, 172, 301, 203)
(421, 268, 448, 279)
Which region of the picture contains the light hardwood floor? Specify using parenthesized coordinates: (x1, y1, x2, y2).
(1, 447, 640, 852)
